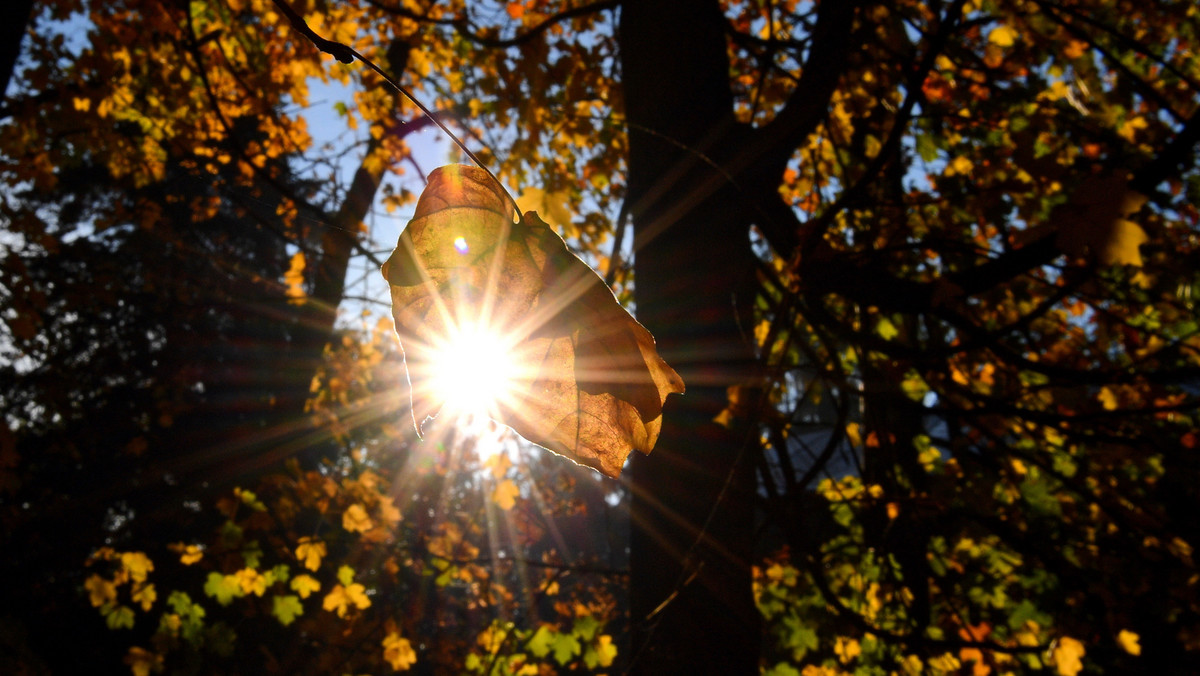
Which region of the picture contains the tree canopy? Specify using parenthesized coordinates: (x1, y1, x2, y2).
(2, 0, 1199, 674)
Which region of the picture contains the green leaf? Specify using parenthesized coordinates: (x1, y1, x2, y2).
(105, 604, 136, 630)
(916, 134, 939, 162)
(900, 370, 930, 402)
(527, 625, 555, 658)
(166, 591, 206, 643)
(272, 594, 304, 626)
(219, 520, 243, 547)
(551, 632, 581, 666)
(572, 615, 600, 642)
(242, 540, 263, 569)
(206, 621, 237, 657)
(876, 316, 899, 340)
(584, 635, 617, 669)
(337, 564, 356, 587)
(764, 663, 802, 676)
(270, 563, 290, 584)
(203, 572, 244, 606)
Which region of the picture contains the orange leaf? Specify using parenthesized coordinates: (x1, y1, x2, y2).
(383, 631, 418, 671)
(492, 479, 520, 510)
(342, 503, 374, 533)
(1052, 636, 1086, 676)
(381, 165, 684, 477)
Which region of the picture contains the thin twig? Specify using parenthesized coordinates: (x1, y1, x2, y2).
(268, 0, 524, 222)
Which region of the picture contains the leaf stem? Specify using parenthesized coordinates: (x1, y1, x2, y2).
(267, 0, 524, 223)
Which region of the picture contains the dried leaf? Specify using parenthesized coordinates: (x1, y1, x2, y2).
(381, 165, 684, 477)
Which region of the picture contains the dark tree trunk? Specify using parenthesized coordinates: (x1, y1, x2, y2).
(0, 0, 34, 104)
(620, 1, 761, 672)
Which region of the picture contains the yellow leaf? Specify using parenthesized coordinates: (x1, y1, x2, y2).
(1098, 386, 1120, 411)
(835, 637, 861, 663)
(1052, 636, 1086, 676)
(169, 542, 203, 565)
(383, 631, 418, 671)
(131, 583, 157, 611)
(516, 186, 573, 230)
(295, 537, 327, 571)
(284, 251, 307, 303)
(928, 653, 961, 672)
(947, 156, 974, 176)
(592, 634, 617, 668)
(323, 582, 372, 618)
(347, 582, 371, 610)
(235, 568, 267, 597)
(342, 503, 374, 533)
(1117, 629, 1141, 656)
(290, 574, 321, 599)
(85, 574, 117, 608)
(484, 452, 512, 480)
(125, 647, 162, 676)
(121, 551, 154, 583)
(492, 479, 520, 511)
(988, 24, 1018, 47)
(381, 166, 685, 477)
(379, 498, 402, 524)
(1118, 115, 1148, 144)
(845, 422, 862, 447)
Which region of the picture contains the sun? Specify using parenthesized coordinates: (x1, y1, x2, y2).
(426, 321, 520, 420)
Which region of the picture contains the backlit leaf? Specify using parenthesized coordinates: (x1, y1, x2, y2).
(988, 24, 1018, 47)
(527, 625, 555, 658)
(120, 551, 154, 583)
(342, 503, 373, 533)
(381, 165, 685, 477)
(1052, 636, 1086, 676)
(290, 574, 321, 599)
(550, 632, 581, 665)
(105, 605, 136, 630)
(294, 537, 326, 572)
(322, 582, 370, 618)
(271, 595, 303, 626)
(492, 479, 520, 510)
(125, 647, 161, 676)
(383, 631, 418, 671)
(584, 634, 617, 669)
(86, 575, 117, 608)
(203, 572, 244, 606)
(1117, 629, 1141, 656)
(131, 583, 156, 612)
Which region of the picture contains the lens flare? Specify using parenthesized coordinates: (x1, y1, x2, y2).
(426, 322, 519, 420)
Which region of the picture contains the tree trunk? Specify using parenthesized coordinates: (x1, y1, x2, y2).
(0, 0, 34, 104)
(620, 1, 760, 672)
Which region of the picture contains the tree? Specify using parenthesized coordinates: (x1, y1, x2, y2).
(3, 0, 1200, 674)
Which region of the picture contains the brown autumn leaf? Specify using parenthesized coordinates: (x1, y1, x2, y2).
(381, 164, 684, 477)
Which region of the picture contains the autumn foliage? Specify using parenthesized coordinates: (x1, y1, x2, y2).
(2, 0, 1199, 674)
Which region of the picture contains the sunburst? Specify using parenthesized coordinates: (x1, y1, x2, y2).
(424, 319, 521, 422)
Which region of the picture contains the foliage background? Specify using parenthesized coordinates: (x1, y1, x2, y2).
(2, 0, 1199, 674)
